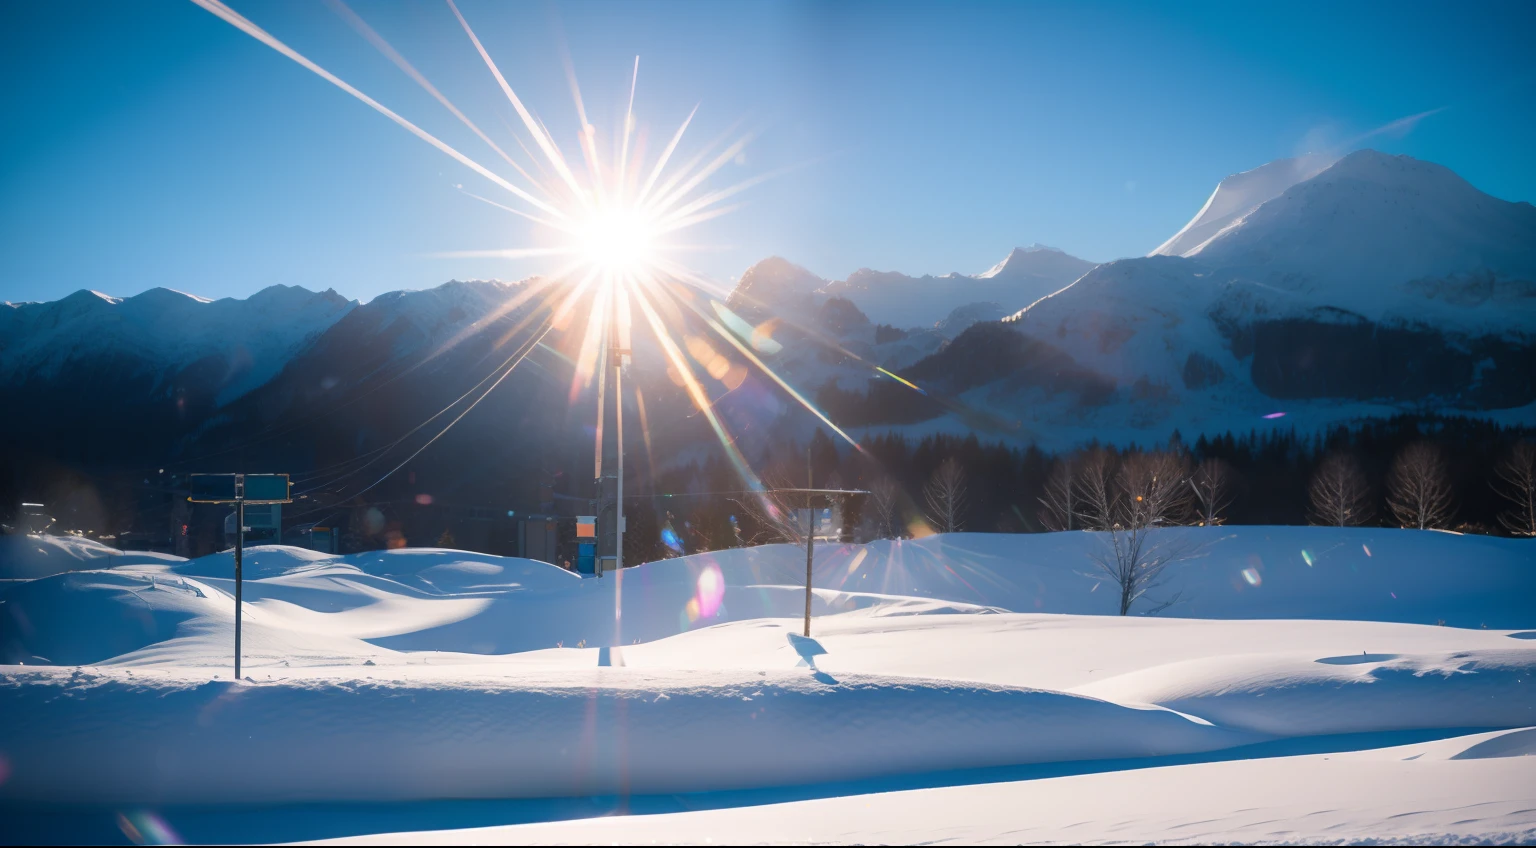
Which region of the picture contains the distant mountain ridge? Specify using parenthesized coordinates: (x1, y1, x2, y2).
(4, 148, 1532, 485)
(1, 284, 355, 405)
(726, 245, 1097, 330)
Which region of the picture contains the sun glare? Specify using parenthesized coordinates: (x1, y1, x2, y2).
(576, 207, 658, 277)
(191, 0, 886, 503)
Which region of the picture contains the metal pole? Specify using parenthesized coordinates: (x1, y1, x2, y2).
(804, 447, 814, 638)
(235, 498, 244, 680)
(615, 350, 624, 574)
(613, 342, 624, 647)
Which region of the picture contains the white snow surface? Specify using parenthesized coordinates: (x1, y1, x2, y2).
(0, 527, 1532, 843)
(318, 729, 1536, 846)
(1151, 154, 1337, 258)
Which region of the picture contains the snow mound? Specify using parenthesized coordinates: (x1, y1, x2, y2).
(2, 527, 1531, 669)
(0, 668, 1251, 805)
(1446, 726, 1536, 760)
(0, 534, 184, 580)
(344, 548, 579, 594)
(0, 571, 215, 665)
(1076, 647, 1536, 736)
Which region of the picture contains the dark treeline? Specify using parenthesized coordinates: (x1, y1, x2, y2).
(7, 413, 1532, 562)
(620, 414, 1536, 565)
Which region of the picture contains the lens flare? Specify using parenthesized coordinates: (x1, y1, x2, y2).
(684, 562, 725, 625)
(192, 0, 894, 509)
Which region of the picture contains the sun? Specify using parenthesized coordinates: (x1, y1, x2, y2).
(576, 206, 658, 277)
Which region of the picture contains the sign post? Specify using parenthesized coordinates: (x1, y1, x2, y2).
(772, 476, 868, 638)
(190, 473, 291, 679)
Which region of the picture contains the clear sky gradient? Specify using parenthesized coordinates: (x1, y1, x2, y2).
(3, 0, 1534, 304)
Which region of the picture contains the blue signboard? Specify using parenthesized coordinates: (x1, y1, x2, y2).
(189, 474, 239, 503)
(243, 474, 291, 503)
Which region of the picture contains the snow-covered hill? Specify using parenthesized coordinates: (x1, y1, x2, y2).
(0, 528, 1532, 842)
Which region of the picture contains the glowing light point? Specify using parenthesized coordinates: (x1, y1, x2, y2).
(577, 208, 657, 275)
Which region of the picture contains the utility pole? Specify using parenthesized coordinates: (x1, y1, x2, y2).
(803, 447, 815, 637)
(190, 473, 289, 681)
(614, 343, 625, 574)
(234, 499, 244, 680)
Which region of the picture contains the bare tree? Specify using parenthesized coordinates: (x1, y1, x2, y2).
(1038, 456, 1078, 531)
(1492, 441, 1536, 537)
(1115, 451, 1192, 528)
(862, 476, 902, 540)
(1188, 457, 1235, 526)
(923, 458, 967, 533)
(1308, 453, 1373, 527)
(1074, 448, 1117, 531)
(1078, 450, 1200, 615)
(1386, 442, 1455, 530)
(1090, 520, 1197, 616)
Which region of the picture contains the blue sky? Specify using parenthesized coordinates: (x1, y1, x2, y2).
(3, 0, 1534, 304)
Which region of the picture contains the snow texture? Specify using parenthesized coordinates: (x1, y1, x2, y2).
(0, 525, 1532, 820)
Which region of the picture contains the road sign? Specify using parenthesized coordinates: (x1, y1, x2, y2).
(188, 473, 292, 503)
(189, 474, 239, 502)
(242, 474, 292, 503)
(184, 471, 292, 680)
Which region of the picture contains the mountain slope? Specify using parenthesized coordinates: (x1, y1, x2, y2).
(1151, 154, 1336, 257)
(822, 245, 1096, 328)
(0, 285, 355, 405)
(1000, 149, 1536, 420)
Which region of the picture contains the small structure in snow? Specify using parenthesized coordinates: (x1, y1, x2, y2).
(787, 633, 827, 669)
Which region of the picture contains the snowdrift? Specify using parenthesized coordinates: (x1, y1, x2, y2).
(2, 527, 1532, 667)
(0, 526, 1531, 808)
(0, 669, 1252, 805)
(0, 534, 181, 580)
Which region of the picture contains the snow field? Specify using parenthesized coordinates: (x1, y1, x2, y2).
(0, 525, 1531, 815)
(323, 728, 1536, 846)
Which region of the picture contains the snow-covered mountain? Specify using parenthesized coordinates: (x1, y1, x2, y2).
(722, 246, 1095, 332)
(0, 285, 355, 405)
(1150, 154, 1336, 258)
(990, 150, 1536, 439)
(6, 149, 1532, 474)
(821, 245, 1097, 328)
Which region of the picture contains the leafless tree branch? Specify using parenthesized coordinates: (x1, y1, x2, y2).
(923, 458, 967, 533)
(1492, 441, 1536, 537)
(1308, 453, 1373, 527)
(1386, 442, 1455, 530)
(1188, 457, 1235, 526)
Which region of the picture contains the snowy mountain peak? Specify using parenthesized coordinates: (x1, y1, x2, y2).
(977, 245, 1095, 281)
(726, 257, 825, 317)
(1151, 152, 1337, 257)
(1188, 150, 1536, 307)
